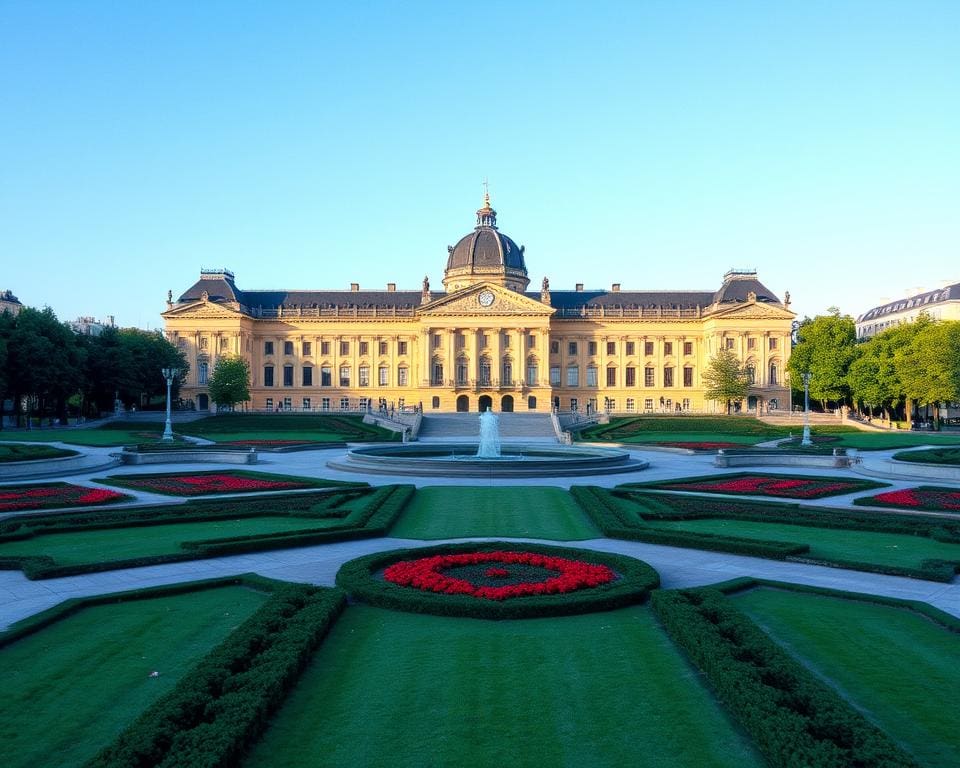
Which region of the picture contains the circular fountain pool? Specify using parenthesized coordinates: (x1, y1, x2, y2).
(327, 443, 648, 478)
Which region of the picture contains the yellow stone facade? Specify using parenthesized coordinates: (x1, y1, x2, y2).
(162, 199, 794, 414)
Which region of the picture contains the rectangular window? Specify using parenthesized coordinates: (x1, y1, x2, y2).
(607, 399, 616, 412)
(432, 334, 441, 349)
(339, 366, 350, 386)
(664, 367, 674, 387)
(478, 333, 487, 348)
(550, 366, 561, 386)
(302, 397, 311, 410)
(265, 397, 273, 411)
(321, 397, 330, 411)
(606, 341, 616, 355)
(283, 365, 294, 387)
(398, 367, 408, 386)
(644, 367, 655, 387)
(479, 360, 491, 386)
(526, 363, 538, 386)
(644, 341, 654, 356)
(586, 366, 598, 387)
(302, 367, 313, 386)
(682, 398, 690, 410)
(379, 366, 389, 386)
(550, 340, 560, 354)
(566, 366, 579, 387)
(198, 362, 208, 385)
(398, 341, 408, 355)
(263, 366, 274, 387)
(502, 332, 511, 348)
(644, 398, 654, 412)
(683, 341, 693, 356)
(264, 341, 274, 355)
(626, 367, 636, 387)
(302, 341, 312, 356)
(626, 341, 635, 356)
(321, 366, 332, 386)
(457, 360, 469, 386)
(570, 397, 579, 412)
(527, 334, 535, 349)
(747, 337, 756, 351)
(606, 368, 617, 387)
(284, 341, 294, 356)
(456, 333, 466, 350)
(340, 340, 350, 356)
(725, 338, 735, 350)
(683, 367, 693, 387)
(359, 341, 369, 356)
(588, 341, 597, 356)
(769, 337, 778, 350)
(359, 397, 369, 411)
(568, 341, 578, 356)
(432, 362, 443, 386)
(321, 341, 330, 356)
(626, 398, 635, 412)
(379, 341, 388, 355)
(664, 342, 673, 356)
(340, 397, 350, 411)
(502, 361, 512, 386)
(359, 365, 370, 387)
(283, 397, 291, 410)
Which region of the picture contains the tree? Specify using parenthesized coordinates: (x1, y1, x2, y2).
(703, 349, 749, 413)
(901, 320, 960, 428)
(787, 310, 857, 409)
(207, 355, 250, 410)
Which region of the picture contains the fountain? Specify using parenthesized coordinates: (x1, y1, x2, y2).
(476, 410, 501, 458)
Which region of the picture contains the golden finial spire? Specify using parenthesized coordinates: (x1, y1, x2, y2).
(482, 178, 491, 208)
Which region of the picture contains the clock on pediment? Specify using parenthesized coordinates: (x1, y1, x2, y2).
(477, 290, 495, 308)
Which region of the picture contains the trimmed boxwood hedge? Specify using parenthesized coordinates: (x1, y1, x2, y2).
(85, 582, 346, 768)
(336, 540, 660, 620)
(651, 587, 919, 768)
(0, 484, 415, 580)
(0, 443, 78, 462)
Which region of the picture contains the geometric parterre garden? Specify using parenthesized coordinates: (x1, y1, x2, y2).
(856, 485, 960, 511)
(94, 469, 350, 496)
(2, 457, 959, 766)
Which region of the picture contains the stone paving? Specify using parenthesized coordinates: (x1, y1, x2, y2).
(1, 441, 959, 630)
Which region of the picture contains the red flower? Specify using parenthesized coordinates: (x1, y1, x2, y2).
(384, 551, 616, 601)
(0, 483, 126, 512)
(659, 474, 865, 499)
(118, 472, 310, 496)
(869, 487, 960, 510)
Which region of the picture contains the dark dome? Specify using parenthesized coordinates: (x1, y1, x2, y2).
(446, 227, 527, 272)
(445, 195, 527, 274)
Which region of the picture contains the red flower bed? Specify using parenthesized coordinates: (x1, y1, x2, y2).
(383, 550, 616, 601)
(218, 440, 314, 447)
(0, 483, 129, 512)
(105, 472, 315, 496)
(866, 487, 960, 511)
(656, 441, 742, 450)
(656, 474, 870, 499)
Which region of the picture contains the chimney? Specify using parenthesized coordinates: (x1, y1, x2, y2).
(387, 283, 396, 292)
(611, 283, 621, 292)
(350, 283, 360, 292)
(108, 315, 115, 326)
(575, 283, 584, 292)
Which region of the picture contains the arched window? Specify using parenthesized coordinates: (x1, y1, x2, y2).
(502, 358, 513, 386)
(526, 358, 538, 387)
(198, 362, 208, 385)
(479, 357, 492, 386)
(769, 362, 779, 386)
(431, 358, 444, 386)
(456, 357, 469, 386)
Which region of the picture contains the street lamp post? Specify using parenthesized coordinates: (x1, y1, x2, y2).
(801, 372, 813, 447)
(161, 368, 179, 441)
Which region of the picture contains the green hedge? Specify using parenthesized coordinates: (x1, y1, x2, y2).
(0, 485, 414, 580)
(0, 443, 78, 462)
(651, 588, 919, 768)
(570, 486, 808, 559)
(336, 541, 660, 620)
(86, 584, 346, 768)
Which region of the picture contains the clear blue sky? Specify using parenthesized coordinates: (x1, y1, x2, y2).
(2, 1, 958, 328)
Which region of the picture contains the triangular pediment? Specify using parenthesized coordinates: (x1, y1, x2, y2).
(708, 301, 795, 321)
(418, 283, 554, 317)
(162, 300, 245, 319)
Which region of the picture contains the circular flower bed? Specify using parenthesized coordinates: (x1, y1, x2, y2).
(337, 542, 659, 619)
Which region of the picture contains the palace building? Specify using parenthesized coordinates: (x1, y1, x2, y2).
(162, 195, 794, 414)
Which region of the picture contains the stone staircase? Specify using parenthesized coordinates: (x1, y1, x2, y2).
(417, 413, 558, 441)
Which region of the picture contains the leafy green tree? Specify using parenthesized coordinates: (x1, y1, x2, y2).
(703, 349, 749, 414)
(787, 309, 857, 409)
(114, 329, 188, 409)
(900, 320, 960, 428)
(207, 355, 250, 410)
(0, 310, 15, 429)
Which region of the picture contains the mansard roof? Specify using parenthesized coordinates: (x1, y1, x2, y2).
(857, 282, 960, 323)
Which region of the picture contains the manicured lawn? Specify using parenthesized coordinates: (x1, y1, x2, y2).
(243, 604, 763, 768)
(733, 587, 960, 768)
(0, 585, 269, 768)
(0, 515, 352, 566)
(0, 443, 77, 462)
(0, 427, 173, 446)
(178, 414, 398, 442)
(390, 486, 600, 540)
(893, 446, 960, 464)
(644, 517, 960, 571)
(826, 431, 960, 450)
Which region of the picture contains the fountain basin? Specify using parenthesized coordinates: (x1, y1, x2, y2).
(327, 443, 648, 478)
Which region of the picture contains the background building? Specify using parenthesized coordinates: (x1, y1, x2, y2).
(0, 290, 23, 316)
(163, 197, 794, 413)
(68, 316, 116, 337)
(856, 283, 960, 339)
